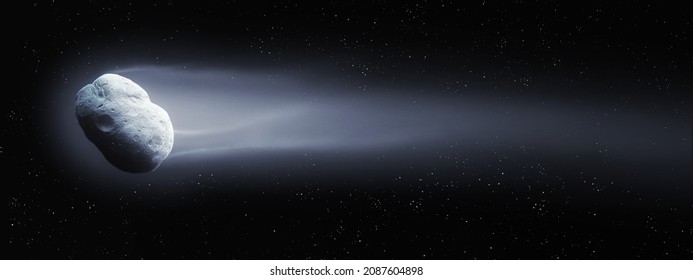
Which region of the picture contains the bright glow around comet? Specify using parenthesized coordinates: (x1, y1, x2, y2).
(45, 64, 690, 185)
(115, 66, 465, 158)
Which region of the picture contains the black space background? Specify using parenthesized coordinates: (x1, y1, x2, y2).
(10, 1, 693, 259)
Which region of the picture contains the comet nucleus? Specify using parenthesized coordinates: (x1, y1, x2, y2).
(74, 73, 174, 173)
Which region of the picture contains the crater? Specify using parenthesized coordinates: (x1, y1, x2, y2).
(95, 114, 116, 132)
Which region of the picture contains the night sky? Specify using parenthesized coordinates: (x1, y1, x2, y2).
(11, 1, 692, 259)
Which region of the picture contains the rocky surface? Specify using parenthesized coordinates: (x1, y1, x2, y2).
(75, 73, 174, 173)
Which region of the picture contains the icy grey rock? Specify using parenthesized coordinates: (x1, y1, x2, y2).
(75, 73, 174, 173)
